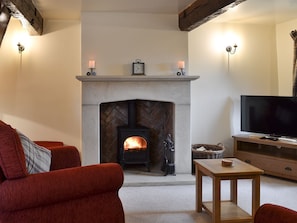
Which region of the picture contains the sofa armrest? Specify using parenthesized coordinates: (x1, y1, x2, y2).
(34, 141, 81, 170)
(34, 141, 64, 147)
(48, 146, 81, 170)
(254, 204, 297, 223)
(0, 163, 123, 212)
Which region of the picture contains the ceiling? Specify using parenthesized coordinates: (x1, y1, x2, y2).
(32, 0, 196, 19)
(211, 0, 297, 25)
(33, 0, 297, 26)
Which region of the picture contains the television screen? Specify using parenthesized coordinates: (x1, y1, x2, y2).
(241, 95, 297, 138)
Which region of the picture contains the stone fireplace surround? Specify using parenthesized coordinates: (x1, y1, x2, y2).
(76, 75, 199, 173)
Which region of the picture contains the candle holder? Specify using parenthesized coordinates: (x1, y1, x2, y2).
(177, 68, 185, 76)
(177, 61, 185, 76)
(86, 60, 96, 76)
(86, 68, 96, 76)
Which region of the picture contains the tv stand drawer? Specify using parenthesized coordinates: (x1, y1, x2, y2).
(234, 135, 297, 181)
(236, 151, 297, 180)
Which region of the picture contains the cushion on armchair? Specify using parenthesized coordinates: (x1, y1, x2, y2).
(0, 121, 28, 179)
(17, 131, 51, 174)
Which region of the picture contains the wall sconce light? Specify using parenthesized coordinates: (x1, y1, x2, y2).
(226, 44, 238, 55)
(86, 60, 96, 76)
(177, 60, 185, 76)
(17, 42, 25, 54)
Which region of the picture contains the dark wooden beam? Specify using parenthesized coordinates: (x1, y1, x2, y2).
(179, 0, 246, 31)
(3, 0, 43, 35)
(0, 5, 11, 46)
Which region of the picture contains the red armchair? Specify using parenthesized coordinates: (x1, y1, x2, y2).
(254, 204, 297, 223)
(0, 121, 125, 223)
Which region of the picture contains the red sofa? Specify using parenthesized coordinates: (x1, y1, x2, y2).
(0, 120, 125, 223)
(254, 203, 297, 223)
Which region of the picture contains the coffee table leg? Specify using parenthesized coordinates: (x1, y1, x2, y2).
(196, 165, 202, 212)
(213, 177, 221, 223)
(230, 179, 238, 204)
(252, 175, 261, 218)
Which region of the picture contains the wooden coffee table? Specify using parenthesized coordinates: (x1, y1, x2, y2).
(194, 158, 264, 223)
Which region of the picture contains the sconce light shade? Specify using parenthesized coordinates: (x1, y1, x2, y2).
(17, 42, 25, 54)
(226, 44, 237, 55)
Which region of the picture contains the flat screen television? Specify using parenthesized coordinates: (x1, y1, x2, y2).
(241, 95, 297, 138)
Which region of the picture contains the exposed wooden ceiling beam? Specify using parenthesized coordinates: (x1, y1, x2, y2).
(0, 5, 11, 46)
(3, 0, 43, 35)
(179, 0, 246, 31)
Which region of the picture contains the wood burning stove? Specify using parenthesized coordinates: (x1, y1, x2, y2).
(118, 126, 150, 171)
(117, 100, 150, 171)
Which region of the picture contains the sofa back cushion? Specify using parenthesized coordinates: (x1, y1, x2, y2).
(0, 121, 28, 179)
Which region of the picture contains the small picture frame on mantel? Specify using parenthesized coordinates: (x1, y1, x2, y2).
(132, 59, 145, 75)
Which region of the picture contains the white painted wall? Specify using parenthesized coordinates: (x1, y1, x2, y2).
(189, 22, 279, 156)
(0, 19, 81, 149)
(81, 12, 188, 76)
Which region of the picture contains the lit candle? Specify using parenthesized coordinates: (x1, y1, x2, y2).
(177, 61, 185, 69)
(88, 60, 96, 69)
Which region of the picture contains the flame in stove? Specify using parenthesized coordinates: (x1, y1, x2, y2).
(124, 136, 147, 151)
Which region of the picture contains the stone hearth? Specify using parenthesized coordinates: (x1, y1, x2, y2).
(76, 75, 199, 173)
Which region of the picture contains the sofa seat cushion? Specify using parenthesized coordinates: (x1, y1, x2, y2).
(17, 131, 51, 174)
(0, 121, 28, 179)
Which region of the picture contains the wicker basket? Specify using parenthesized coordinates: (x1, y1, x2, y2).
(192, 143, 225, 159)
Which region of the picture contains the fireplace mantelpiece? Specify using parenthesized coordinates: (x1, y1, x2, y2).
(77, 75, 199, 82)
(76, 75, 199, 173)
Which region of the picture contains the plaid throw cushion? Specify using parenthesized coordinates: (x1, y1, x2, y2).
(17, 131, 52, 174)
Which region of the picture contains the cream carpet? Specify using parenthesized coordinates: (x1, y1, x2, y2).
(119, 175, 297, 223)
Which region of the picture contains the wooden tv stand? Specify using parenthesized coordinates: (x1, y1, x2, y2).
(233, 135, 297, 181)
